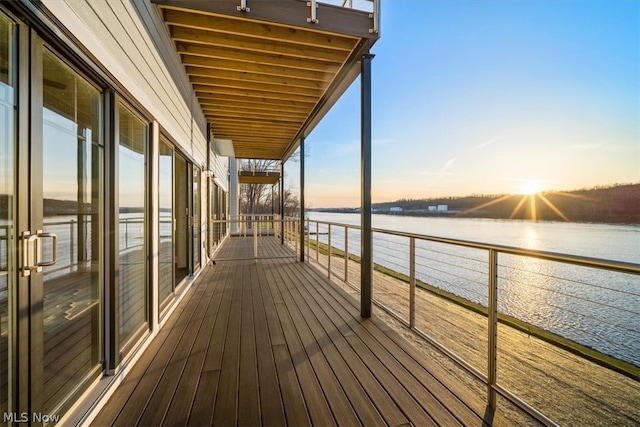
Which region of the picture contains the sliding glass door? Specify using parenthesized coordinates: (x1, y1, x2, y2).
(117, 105, 148, 349)
(158, 137, 173, 306)
(40, 47, 103, 414)
(192, 167, 201, 271)
(0, 12, 15, 419)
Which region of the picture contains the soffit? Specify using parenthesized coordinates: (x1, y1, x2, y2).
(154, 0, 377, 160)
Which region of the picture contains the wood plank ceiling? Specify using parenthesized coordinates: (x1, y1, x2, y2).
(158, 4, 366, 160)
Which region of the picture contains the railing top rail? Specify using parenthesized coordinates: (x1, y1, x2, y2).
(306, 218, 640, 275)
(211, 218, 297, 224)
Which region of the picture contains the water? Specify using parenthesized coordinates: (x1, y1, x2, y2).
(3, 213, 639, 365)
(308, 212, 640, 366)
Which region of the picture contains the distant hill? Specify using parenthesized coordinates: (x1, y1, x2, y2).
(313, 183, 640, 224)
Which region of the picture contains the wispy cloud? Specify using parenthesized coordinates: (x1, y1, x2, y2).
(471, 136, 504, 151)
(331, 140, 360, 157)
(415, 157, 457, 177)
(327, 138, 400, 158)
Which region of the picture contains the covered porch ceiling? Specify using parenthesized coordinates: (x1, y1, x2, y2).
(238, 170, 281, 185)
(153, 0, 379, 160)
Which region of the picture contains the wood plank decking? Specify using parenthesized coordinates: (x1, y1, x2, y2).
(92, 236, 489, 426)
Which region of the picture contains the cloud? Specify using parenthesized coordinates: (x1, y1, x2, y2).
(471, 136, 504, 151)
(331, 140, 360, 157)
(415, 157, 456, 177)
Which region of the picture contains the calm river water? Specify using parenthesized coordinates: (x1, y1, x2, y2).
(308, 212, 640, 366)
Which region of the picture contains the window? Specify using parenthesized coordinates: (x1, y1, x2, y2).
(118, 104, 148, 347)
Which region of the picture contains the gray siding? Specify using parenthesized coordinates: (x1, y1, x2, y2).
(45, 0, 209, 165)
(210, 147, 229, 193)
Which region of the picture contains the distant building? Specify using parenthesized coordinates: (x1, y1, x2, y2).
(428, 206, 437, 212)
(437, 205, 448, 212)
(389, 207, 403, 213)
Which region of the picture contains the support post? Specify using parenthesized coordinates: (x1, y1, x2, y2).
(488, 249, 499, 409)
(280, 161, 285, 244)
(360, 52, 374, 318)
(229, 157, 239, 233)
(300, 137, 305, 262)
(409, 237, 416, 328)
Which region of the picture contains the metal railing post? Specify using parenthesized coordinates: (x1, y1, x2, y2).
(307, 0, 318, 23)
(409, 237, 416, 329)
(237, 0, 250, 12)
(344, 226, 349, 282)
(253, 219, 258, 263)
(370, 0, 380, 34)
(488, 249, 499, 410)
(315, 222, 319, 262)
(124, 218, 128, 249)
(327, 223, 332, 277)
(306, 218, 310, 261)
(70, 220, 75, 263)
(294, 219, 298, 258)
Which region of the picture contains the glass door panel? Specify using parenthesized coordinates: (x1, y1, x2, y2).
(192, 167, 200, 271)
(175, 154, 188, 283)
(118, 105, 147, 348)
(41, 48, 102, 413)
(0, 12, 15, 420)
(158, 137, 173, 305)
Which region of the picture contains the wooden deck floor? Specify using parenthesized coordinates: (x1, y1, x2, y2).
(92, 236, 489, 426)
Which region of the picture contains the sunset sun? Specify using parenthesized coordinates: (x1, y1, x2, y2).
(522, 179, 543, 195)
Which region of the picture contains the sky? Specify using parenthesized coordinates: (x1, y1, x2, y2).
(283, 0, 640, 208)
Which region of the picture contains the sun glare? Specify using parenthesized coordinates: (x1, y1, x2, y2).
(522, 179, 543, 195)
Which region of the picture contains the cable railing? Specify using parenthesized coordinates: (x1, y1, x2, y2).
(0, 225, 9, 278)
(211, 215, 301, 262)
(294, 217, 640, 426)
(11, 217, 158, 279)
(297, 0, 379, 33)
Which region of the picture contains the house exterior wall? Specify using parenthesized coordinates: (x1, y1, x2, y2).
(43, 0, 231, 273)
(0, 1, 232, 423)
(210, 145, 230, 193)
(43, 0, 209, 165)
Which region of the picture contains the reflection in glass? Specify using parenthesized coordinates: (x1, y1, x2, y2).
(0, 12, 15, 418)
(209, 182, 220, 252)
(118, 105, 147, 346)
(158, 137, 173, 305)
(175, 154, 189, 283)
(41, 49, 102, 413)
(193, 167, 201, 270)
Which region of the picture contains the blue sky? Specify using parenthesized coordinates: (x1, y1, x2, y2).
(284, 0, 640, 208)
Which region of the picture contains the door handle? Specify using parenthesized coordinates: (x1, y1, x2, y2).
(37, 232, 58, 267)
(21, 230, 58, 276)
(22, 232, 39, 276)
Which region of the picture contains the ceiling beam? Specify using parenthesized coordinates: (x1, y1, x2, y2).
(187, 67, 328, 91)
(181, 54, 334, 82)
(176, 43, 342, 73)
(200, 99, 311, 117)
(205, 110, 304, 123)
(163, 9, 357, 50)
(195, 92, 315, 109)
(189, 76, 324, 98)
(194, 84, 319, 103)
(202, 106, 308, 120)
(171, 26, 349, 63)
